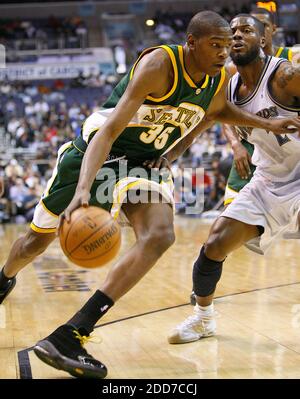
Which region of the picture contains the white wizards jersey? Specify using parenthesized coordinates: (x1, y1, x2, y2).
(228, 56, 300, 182)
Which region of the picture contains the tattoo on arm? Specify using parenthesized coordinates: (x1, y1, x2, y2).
(277, 64, 299, 89)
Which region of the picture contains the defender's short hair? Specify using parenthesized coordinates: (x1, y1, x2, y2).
(187, 11, 230, 38)
(232, 14, 265, 36)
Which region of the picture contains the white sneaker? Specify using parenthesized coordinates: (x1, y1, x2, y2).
(168, 304, 216, 344)
(282, 230, 300, 240)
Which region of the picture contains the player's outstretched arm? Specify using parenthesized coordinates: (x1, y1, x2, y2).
(145, 69, 300, 167)
(205, 72, 300, 134)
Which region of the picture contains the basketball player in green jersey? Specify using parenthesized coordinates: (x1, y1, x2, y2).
(0, 11, 299, 379)
(224, 7, 294, 206)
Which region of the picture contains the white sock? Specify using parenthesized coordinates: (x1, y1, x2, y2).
(196, 303, 214, 314)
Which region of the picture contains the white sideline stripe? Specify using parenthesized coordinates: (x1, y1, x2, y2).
(0, 305, 6, 328)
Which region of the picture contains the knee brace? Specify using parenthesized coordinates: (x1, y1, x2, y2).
(192, 246, 223, 297)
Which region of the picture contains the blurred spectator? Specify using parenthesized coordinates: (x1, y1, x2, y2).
(190, 137, 208, 167)
(34, 99, 49, 115)
(9, 177, 29, 206)
(7, 117, 20, 135)
(6, 99, 17, 115)
(71, 72, 86, 88)
(23, 186, 39, 222)
(5, 159, 24, 179)
(53, 79, 65, 91)
(206, 160, 226, 209)
(0, 16, 88, 51)
(0, 74, 118, 223)
(0, 80, 12, 95)
(16, 131, 30, 148)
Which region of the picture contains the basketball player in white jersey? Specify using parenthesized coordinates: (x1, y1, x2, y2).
(223, 7, 300, 240)
(167, 14, 300, 344)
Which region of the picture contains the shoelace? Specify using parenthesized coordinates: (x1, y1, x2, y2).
(73, 330, 102, 346)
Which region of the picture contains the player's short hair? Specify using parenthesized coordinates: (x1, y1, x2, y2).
(250, 7, 276, 25)
(187, 11, 230, 38)
(232, 14, 265, 36)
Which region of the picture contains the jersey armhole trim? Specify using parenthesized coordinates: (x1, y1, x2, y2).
(275, 47, 283, 57)
(178, 45, 209, 89)
(129, 45, 178, 103)
(214, 67, 226, 97)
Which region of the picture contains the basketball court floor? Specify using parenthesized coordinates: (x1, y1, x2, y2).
(1, 216, 300, 379)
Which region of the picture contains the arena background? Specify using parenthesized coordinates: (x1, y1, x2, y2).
(1, 0, 299, 223)
(1, 0, 300, 383)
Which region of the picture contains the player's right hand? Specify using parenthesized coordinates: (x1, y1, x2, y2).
(57, 189, 90, 235)
(232, 142, 252, 179)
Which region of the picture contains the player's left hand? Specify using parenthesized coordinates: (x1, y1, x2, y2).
(268, 116, 300, 135)
(57, 189, 91, 235)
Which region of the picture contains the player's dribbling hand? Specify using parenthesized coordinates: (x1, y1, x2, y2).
(268, 116, 300, 135)
(57, 189, 91, 235)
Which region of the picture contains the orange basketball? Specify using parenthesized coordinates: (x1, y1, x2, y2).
(59, 206, 121, 268)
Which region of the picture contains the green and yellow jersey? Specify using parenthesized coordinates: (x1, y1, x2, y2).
(38, 45, 226, 223)
(275, 46, 292, 62)
(82, 45, 226, 163)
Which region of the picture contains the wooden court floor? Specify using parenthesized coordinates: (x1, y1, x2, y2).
(1, 216, 300, 379)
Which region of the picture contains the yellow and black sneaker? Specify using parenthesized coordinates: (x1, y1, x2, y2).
(33, 324, 107, 379)
(0, 277, 16, 304)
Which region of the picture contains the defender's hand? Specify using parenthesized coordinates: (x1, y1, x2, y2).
(232, 142, 252, 179)
(143, 156, 172, 171)
(57, 189, 90, 235)
(267, 117, 300, 135)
